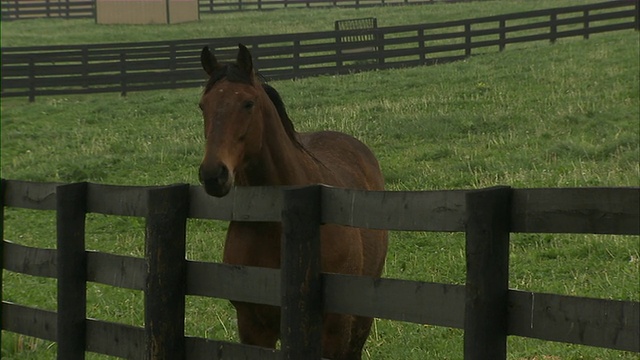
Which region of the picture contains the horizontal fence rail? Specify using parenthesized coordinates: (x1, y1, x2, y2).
(2, 179, 639, 359)
(4, 179, 638, 234)
(1, 1, 638, 101)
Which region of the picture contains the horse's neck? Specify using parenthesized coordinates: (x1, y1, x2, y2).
(238, 103, 319, 187)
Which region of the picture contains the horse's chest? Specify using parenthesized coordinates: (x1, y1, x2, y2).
(223, 222, 282, 269)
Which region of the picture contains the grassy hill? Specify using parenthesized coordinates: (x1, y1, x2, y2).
(1, 1, 638, 358)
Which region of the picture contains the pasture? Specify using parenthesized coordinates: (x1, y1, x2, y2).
(1, 0, 639, 359)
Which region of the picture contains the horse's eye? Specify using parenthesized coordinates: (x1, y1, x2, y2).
(243, 101, 255, 111)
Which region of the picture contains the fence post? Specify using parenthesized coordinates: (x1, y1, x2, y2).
(418, 28, 426, 64)
(280, 185, 323, 360)
(583, 10, 590, 40)
(120, 52, 127, 97)
(465, 23, 472, 58)
(169, 43, 177, 88)
(335, 23, 344, 70)
(635, 0, 639, 31)
(28, 56, 36, 102)
(464, 186, 511, 360)
(56, 182, 89, 360)
(499, 19, 506, 52)
(144, 184, 189, 360)
(82, 47, 89, 89)
(550, 13, 558, 44)
(375, 29, 385, 67)
(293, 40, 301, 78)
(0, 179, 6, 348)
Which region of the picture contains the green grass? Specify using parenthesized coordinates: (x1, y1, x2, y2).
(1, 1, 639, 359)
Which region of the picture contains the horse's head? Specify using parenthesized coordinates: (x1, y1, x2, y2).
(198, 44, 266, 197)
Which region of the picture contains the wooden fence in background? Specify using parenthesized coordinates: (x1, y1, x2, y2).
(2, 179, 639, 359)
(1, 1, 638, 101)
(0, 0, 94, 20)
(197, 0, 444, 13)
(0, 0, 466, 20)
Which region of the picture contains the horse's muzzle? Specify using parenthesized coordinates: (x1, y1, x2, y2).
(199, 163, 231, 197)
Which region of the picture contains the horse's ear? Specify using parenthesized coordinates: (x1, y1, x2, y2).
(201, 46, 219, 76)
(236, 43, 254, 78)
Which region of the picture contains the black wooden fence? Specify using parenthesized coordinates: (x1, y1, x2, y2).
(2, 179, 639, 359)
(0, 0, 469, 20)
(0, 0, 94, 20)
(197, 0, 446, 13)
(1, 1, 638, 101)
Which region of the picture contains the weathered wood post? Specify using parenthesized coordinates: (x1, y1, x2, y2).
(499, 19, 506, 52)
(464, 23, 472, 58)
(56, 182, 88, 360)
(464, 186, 511, 360)
(550, 13, 558, 44)
(28, 56, 36, 102)
(280, 185, 323, 359)
(0, 179, 6, 348)
(120, 52, 127, 97)
(144, 184, 189, 360)
(635, 0, 639, 31)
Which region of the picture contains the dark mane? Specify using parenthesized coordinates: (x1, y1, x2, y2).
(260, 83, 305, 151)
(203, 67, 305, 151)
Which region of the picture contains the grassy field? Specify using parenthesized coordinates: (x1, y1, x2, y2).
(1, 0, 639, 359)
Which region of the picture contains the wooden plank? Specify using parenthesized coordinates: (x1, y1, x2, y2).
(3, 179, 58, 210)
(189, 185, 282, 221)
(184, 336, 279, 360)
(85, 318, 145, 359)
(555, 21, 637, 39)
(508, 290, 640, 352)
(144, 184, 189, 360)
(186, 261, 280, 306)
(511, 188, 640, 235)
(87, 183, 149, 217)
(2, 301, 57, 341)
(186, 262, 466, 328)
(5, 181, 639, 236)
(321, 186, 466, 231)
(464, 186, 511, 360)
(3, 240, 57, 278)
(56, 182, 88, 360)
(280, 185, 323, 359)
(323, 273, 465, 328)
(86, 251, 145, 290)
(1, 179, 5, 347)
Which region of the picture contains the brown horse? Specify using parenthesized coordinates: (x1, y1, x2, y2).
(198, 44, 388, 360)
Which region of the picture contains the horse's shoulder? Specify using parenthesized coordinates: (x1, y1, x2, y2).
(298, 131, 384, 190)
(298, 130, 365, 150)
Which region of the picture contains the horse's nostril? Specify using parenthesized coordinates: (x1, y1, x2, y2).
(199, 163, 232, 197)
(217, 165, 229, 185)
(199, 164, 227, 183)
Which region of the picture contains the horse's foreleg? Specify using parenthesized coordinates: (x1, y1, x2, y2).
(232, 302, 280, 348)
(322, 313, 353, 360)
(346, 315, 374, 360)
